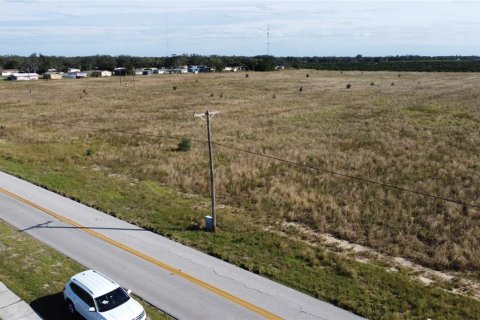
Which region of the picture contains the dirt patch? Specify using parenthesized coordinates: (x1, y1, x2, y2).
(274, 221, 480, 300)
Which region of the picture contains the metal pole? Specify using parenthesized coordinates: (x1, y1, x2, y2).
(28, 68, 32, 95)
(206, 111, 216, 232)
(132, 67, 135, 87)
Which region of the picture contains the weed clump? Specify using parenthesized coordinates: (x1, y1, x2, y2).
(299, 86, 303, 92)
(173, 86, 177, 90)
(85, 148, 93, 156)
(370, 82, 375, 86)
(306, 74, 309, 78)
(176, 138, 191, 152)
(346, 84, 352, 89)
(245, 74, 249, 78)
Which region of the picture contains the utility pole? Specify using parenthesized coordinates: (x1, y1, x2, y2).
(132, 67, 135, 87)
(194, 110, 219, 232)
(28, 67, 32, 95)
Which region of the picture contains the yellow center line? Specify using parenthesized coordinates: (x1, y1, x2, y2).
(0, 186, 282, 320)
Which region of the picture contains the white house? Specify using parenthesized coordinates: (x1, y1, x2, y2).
(75, 72, 88, 78)
(10, 73, 39, 81)
(43, 72, 62, 80)
(92, 70, 112, 77)
(64, 72, 88, 79)
(223, 66, 243, 72)
(0, 69, 19, 77)
(169, 66, 188, 74)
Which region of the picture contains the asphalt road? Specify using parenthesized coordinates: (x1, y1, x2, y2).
(0, 171, 364, 320)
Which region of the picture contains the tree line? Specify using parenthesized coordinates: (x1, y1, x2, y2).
(1, 54, 479, 73)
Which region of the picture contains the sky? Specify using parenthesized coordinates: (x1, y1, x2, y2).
(1, 0, 480, 57)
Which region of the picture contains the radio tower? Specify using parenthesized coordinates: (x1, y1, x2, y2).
(267, 24, 270, 56)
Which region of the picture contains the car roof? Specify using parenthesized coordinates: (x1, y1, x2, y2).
(71, 270, 120, 298)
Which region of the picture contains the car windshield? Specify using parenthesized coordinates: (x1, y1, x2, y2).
(95, 287, 130, 312)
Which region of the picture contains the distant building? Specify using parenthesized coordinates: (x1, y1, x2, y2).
(198, 66, 214, 72)
(153, 68, 166, 74)
(114, 67, 127, 76)
(64, 71, 88, 79)
(68, 68, 81, 73)
(0, 69, 19, 77)
(92, 70, 112, 77)
(75, 72, 88, 78)
(169, 66, 188, 74)
(10, 73, 39, 81)
(43, 72, 62, 80)
(223, 66, 245, 72)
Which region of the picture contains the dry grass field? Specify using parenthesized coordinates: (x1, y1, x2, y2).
(1, 70, 479, 318)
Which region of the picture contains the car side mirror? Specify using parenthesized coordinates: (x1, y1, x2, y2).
(88, 307, 95, 312)
(127, 289, 132, 295)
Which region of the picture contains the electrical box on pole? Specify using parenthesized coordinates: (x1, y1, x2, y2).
(194, 111, 219, 232)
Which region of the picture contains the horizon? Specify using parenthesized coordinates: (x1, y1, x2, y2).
(1, 53, 480, 59)
(1, 1, 480, 57)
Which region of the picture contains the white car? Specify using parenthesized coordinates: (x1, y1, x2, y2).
(63, 270, 147, 320)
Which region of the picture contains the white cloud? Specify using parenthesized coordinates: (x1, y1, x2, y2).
(1, 1, 480, 56)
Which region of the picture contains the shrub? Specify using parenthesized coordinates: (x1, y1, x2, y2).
(346, 84, 351, 89)
(370, 82, 375, 86)
(177, 138, 191, 152)
(85, 148, 94, 156)
(173, 86, 177, 90)
(299, 86, 303, 92)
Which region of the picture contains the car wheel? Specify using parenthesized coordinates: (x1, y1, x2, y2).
(66, 300, 76, 315)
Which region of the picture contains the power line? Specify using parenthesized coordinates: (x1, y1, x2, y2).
(3, 115, 479, 209)
(212, 142, 479, 209)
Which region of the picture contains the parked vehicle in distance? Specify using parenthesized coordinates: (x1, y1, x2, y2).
(63, 270, 146, 320)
